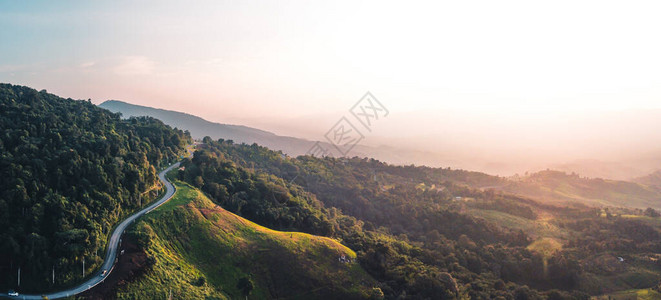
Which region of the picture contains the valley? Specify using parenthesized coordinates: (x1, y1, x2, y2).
(2, 85, 661, 299)
(4, 2, 661, 298)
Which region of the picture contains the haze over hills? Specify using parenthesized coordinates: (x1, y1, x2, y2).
(634, 170, 661, 191)
(99, 100, 297, 148)
(99, 100, 444, 168)
(99, 100, 661, 182)
(500, 170, 661, 210)
(100, 100, 661, 210)
(369, 109, 661, 180)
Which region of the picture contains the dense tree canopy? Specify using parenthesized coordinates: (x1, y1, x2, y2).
(179, 139, 605, 299)
(0, 84, 190, 291)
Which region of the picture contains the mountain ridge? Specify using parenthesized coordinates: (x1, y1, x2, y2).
(98, 99, 446, 168)
(99, 99, 661, 211)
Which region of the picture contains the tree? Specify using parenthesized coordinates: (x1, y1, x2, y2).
(237, 276, 254, 299)
(438, 272, 459, 297)
(369, 287, 385, 300)
(194, 176, 204, 188)
(514, 285, 540, 300)
(644, 207, 660, 218)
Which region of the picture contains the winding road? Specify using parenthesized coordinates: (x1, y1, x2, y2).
(11, 162, 180, 299)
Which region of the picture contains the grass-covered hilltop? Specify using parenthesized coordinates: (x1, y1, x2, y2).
(0, 84, 191, 292)
(111, 178, 378, 299)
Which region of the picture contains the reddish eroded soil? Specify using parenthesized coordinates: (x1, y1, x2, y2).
(80, 237, 150, 299)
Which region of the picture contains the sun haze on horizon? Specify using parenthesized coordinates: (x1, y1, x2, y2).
(2, 0, 661, 177)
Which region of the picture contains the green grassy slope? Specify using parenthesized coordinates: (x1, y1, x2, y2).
(593, 288, 661, 300)
(116, 178, 379, 299)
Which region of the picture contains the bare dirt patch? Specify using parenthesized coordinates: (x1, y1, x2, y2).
(80, 237, 150, 299)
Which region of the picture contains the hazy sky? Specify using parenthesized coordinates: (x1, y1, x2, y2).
(3, 1, 661, 177)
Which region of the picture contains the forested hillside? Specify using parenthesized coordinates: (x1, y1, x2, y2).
(176, 138, 661, 298)
(0, 84, 191, 291)
(177, 140, 584, 299)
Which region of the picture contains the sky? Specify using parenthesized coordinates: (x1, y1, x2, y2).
(2, 0, 661, 178)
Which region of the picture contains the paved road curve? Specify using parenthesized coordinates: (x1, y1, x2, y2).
(10, 162, 180, 300)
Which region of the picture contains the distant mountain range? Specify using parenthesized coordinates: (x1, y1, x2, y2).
(99, 100, 661, 184)
(100, 100, 315, 154)
(99, 100, 443, 165)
